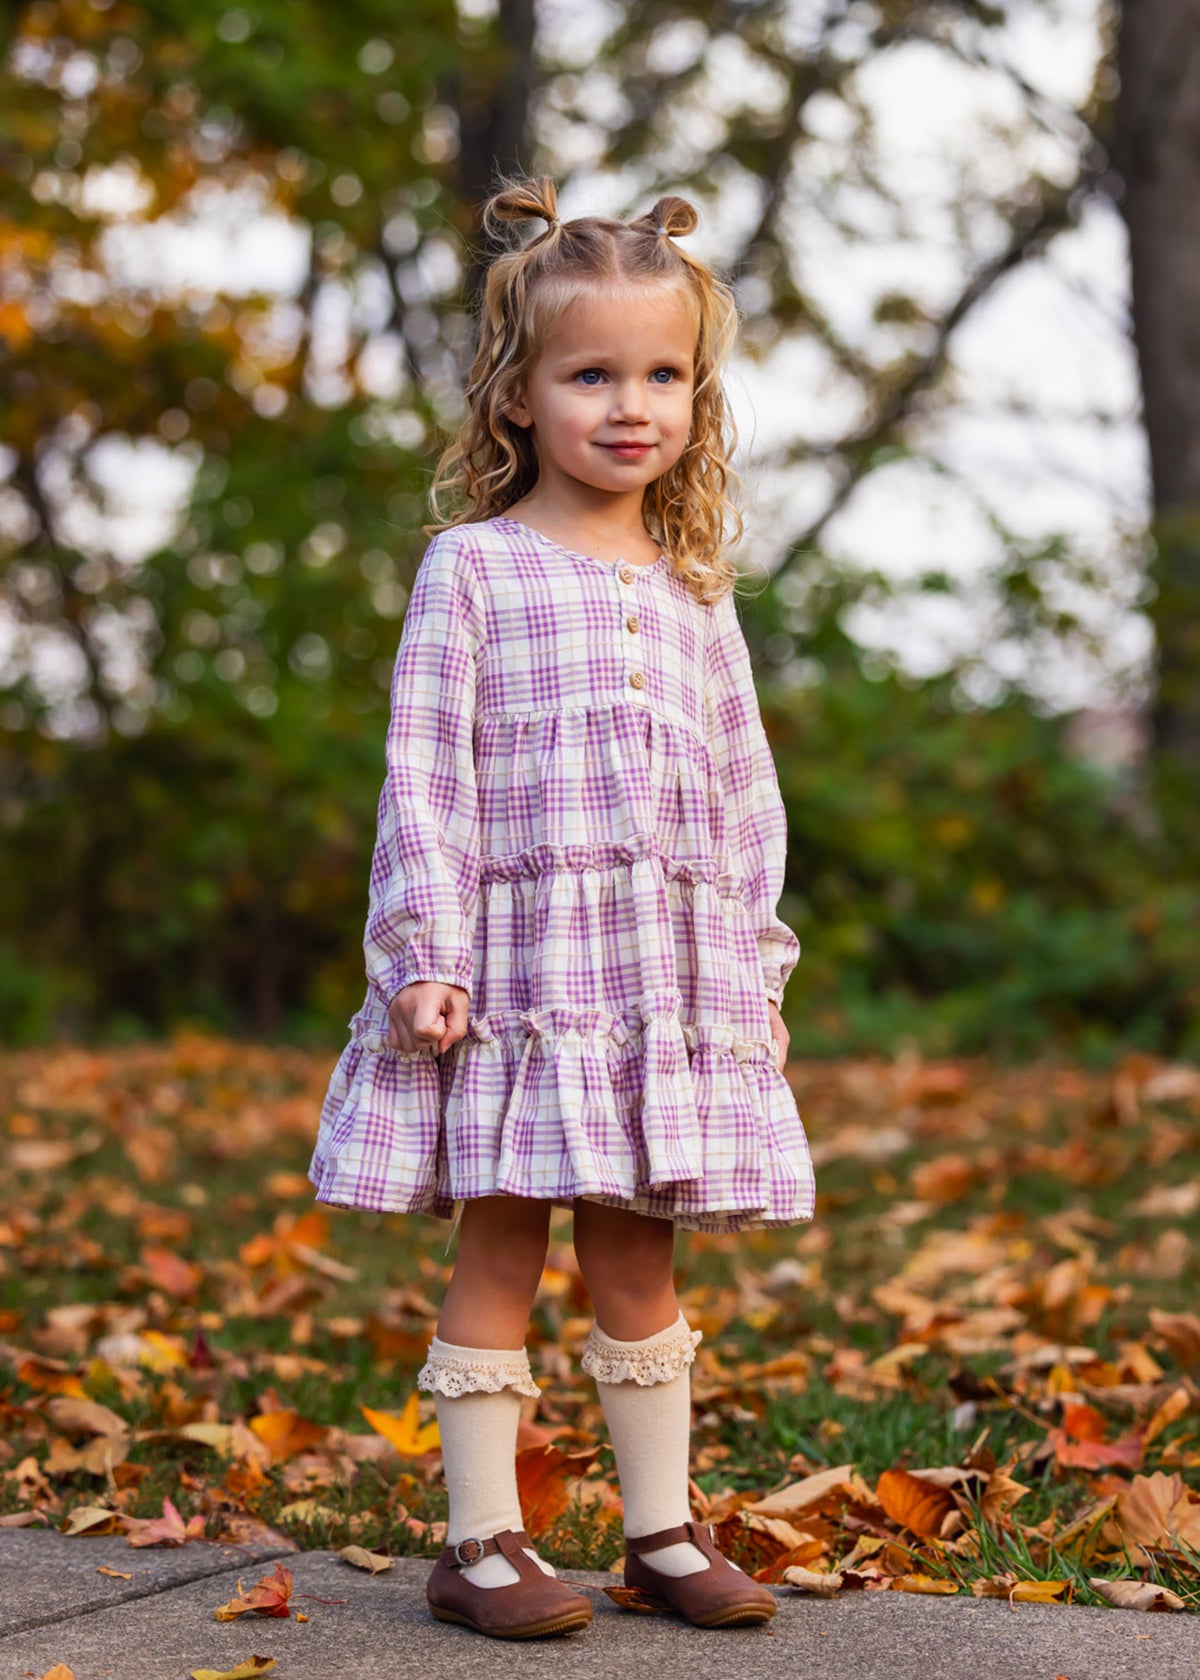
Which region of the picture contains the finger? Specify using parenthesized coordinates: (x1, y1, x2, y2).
(411, 994, 449, 1050)
(388, 1005, 419, 1054)
(437, 987, 471, 1051)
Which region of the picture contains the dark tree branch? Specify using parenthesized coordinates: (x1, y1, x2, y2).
(773, 158, 1107, 581)
(10, 449, 111, 719)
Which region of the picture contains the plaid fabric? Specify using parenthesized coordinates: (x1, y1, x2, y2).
(308, 515, 814, 1232)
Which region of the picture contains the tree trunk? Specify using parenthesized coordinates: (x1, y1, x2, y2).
(1112, 3, 1200, 816)
(452, 0, 538, 305)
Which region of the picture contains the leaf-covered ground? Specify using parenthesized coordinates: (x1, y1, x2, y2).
(2, 1036, 1199, 1615)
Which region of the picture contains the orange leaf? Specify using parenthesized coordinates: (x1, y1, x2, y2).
(1010, 1579, 1071, 1604)
(517, 1442, 601, 1539)
(1060, 1402, 1108, 1442)
(1143, 1386, 1191, 1447)
(16, 1356, 87, 1398)
(1046, 1425, 1145, 1472)
(285, 1209, 329, 1250)
(890, 1574, 960, 1594)
(213, 1563, 294, 1621)
(910, 1153, 977, 1203)
(140, 1246, 203, 1298)
(360, 1395, 439, 1457)
(224, 1457, 270, 1503)
(875, 1468, 957, 1538)
(248, 1410, 327, 1463)
(753, 1536, 827, 1581)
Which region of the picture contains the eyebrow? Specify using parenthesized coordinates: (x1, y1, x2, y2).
(552, 352, 692, 369)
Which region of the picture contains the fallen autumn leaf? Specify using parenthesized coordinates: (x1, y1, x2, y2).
(190, 1659, 277, 1680)
(213, 1563, 294, 1622)
(1089, 1577, 1187, 1612)
(339, 1545, 394, 1573)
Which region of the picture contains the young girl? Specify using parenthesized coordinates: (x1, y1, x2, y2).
(309, 175, 815, 1641)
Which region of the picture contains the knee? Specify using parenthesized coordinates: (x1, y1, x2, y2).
(457, 1197, 550, 1291)
(574, 1210, 677, 1333)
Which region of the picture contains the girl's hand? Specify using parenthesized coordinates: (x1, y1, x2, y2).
(767, 999, 789, 1069)
(388, 981, 469, 1055)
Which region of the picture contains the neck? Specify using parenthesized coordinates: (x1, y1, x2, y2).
(510, 480, 649, 548)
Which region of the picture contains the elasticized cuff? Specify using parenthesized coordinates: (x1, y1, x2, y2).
(384, 969, 472, 1008)
(580, 1308, 703, 1386)
(416, 1334, 542, 1399)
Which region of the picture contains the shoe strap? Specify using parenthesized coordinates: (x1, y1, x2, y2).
(440, 1527, 534, 1568)
(625, 1518, 716, 1555)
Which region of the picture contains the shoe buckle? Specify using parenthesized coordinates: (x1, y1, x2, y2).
(707, 1521, 716, 1544)
(453, 1536, 486, 1566)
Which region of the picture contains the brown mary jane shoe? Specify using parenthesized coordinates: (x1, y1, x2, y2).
(624, 1519, 777, 1628)
(426, 1528, 593, 1640)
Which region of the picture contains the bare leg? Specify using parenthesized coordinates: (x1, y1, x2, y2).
(436, 1194, 553, 1346)
(572, 1197, 678, 1337)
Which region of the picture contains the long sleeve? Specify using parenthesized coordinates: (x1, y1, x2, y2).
(362, 532, 482, 1010)
(703, 584, 801, 1007)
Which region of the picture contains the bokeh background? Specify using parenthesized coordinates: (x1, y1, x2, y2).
(4, 0, 1197, 1063)
(2, 5, 1200, 1599)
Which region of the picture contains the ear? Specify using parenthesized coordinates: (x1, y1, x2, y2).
(501, 382, 533, 429)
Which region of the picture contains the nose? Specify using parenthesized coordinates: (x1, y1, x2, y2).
(608, 380, 649, 423)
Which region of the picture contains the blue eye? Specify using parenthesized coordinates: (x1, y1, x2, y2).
(651, 368, 677, 383)
(575, 369, 605, 385)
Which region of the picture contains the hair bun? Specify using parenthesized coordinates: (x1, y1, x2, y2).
(644, 195, 698, 238)
(482, 175, 559, 240)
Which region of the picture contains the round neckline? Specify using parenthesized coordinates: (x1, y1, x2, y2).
(490, 514, 669, 573)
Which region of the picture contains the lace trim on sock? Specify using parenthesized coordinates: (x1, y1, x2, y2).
(416, 1340, 542, 1399)
(580, 1312, 703, 1386)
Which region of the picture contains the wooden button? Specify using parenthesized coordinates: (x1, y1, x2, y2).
(629, 671, 644, 689)
(618, 565, 634, 583)
(626, 615, 639, 632)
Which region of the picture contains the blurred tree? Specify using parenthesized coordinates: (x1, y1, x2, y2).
(0, 1, 1193, 1054)
(1112, 0, 1200, 842)
(0, 1, 469, 1034)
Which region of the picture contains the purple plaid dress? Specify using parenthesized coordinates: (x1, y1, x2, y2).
(307, 515, 815, 1233)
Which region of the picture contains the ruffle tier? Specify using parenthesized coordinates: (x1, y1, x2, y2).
(310, 831, 814, 1234)
(309, 988, 815, 1236)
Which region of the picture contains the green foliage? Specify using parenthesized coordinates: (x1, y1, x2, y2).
(1, 3, 1193, 1060)
(4, 570, 1197, 1059)
(745, 588, 1199, 1062)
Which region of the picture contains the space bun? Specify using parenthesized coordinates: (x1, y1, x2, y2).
(630, 195, 699, 239)
(482, 175, 559, 240)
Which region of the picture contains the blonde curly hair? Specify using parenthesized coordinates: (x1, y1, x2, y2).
(426, 175, 743, 603)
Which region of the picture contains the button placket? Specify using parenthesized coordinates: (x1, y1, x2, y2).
(617, 561, 646, 698)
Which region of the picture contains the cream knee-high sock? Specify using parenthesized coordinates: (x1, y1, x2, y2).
(583, 1310, 746, 1579)
(419, 1335, 557, 1590)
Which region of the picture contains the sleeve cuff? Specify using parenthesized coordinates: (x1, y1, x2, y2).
(379, 967, 473, 1009)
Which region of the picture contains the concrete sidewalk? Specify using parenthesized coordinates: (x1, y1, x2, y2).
(2, 1530, 1198, 1680)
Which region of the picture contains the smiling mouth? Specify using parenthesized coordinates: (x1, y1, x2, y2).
(598, 442, 654, 455)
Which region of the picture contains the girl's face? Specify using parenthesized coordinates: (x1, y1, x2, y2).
(505, 283, 697, 499)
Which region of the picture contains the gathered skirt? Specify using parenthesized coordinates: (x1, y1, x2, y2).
(309, 829, 816, 1235)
